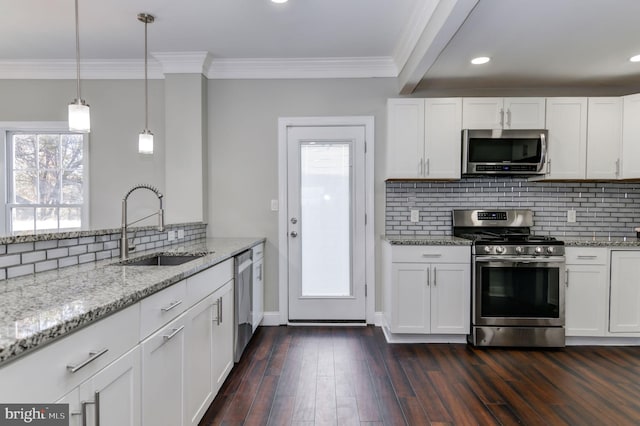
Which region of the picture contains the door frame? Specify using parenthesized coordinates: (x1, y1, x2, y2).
(277, 116, 375, 324)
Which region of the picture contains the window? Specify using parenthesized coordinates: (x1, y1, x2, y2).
(6, 130, 88, 233)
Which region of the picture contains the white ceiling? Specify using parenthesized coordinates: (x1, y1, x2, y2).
(2, 0, 640, 94)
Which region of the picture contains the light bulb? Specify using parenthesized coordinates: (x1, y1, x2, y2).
(68, 100, 90, 132)
(138, 131, 154, 154)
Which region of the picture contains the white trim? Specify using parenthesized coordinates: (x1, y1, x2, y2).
(260, 312, 282, 327)
(392, 0, 439, 74)
(0, 56, 397, 80)
(278, 116, 375, 325)
(380, 318, 467, 344)
(566, 337, 640, 346)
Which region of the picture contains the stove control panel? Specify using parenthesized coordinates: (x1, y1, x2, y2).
(475, 244, 565, 256)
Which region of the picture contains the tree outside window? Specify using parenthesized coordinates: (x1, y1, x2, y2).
(7, 132, 86, 233)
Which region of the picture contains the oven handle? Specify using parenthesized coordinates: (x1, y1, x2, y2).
(474, 256, 565, 264)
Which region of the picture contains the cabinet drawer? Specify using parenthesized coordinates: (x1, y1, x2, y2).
(0, 303, 140, 403)
(252, 243, 264, 261)
(140, 280, 188, 339)
(391, 245, 471, 263)
(187, 259, 233, 307)
(565, 248, 608, 265)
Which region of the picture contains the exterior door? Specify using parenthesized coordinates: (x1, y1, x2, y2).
(286, 125, 366, 321)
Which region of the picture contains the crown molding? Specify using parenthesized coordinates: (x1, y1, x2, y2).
(0, 59, 164, 79)
(152, 52, 212, 75)
(207, 57, 398, 79)
(0, 56, 398, 80)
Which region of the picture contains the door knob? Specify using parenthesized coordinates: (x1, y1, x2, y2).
(291, 217, 298, 224)
(290, 231, 298, 238)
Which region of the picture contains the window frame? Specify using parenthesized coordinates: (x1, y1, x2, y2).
(1, 122, 90, 235)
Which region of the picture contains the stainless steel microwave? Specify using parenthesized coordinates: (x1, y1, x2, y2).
(462, 129, 548, 175)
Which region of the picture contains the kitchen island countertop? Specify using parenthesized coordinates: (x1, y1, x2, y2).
(0, 237, 264, 366)
(383, 235, 472, 246)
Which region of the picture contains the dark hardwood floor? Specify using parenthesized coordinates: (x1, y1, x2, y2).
(199, 326, 640, 425)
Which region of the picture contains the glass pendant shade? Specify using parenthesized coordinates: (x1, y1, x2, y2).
(139, 130, 154, 154)
(68, 99, 90, 132)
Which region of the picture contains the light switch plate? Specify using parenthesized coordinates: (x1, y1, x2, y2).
(271, 199, 279, 211)
(410, 209, 420, 223)
(567, 209, 577, 223)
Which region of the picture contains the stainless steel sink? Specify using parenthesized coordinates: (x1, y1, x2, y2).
(119, 254, 205, 266)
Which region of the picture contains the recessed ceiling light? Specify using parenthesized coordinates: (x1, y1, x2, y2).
(271, 0, 288, 3)
(630, 54, 640, 62)
(471, 56, 491, 65)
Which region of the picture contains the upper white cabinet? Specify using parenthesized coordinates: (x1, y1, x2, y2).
(386, 98, 462, 179)
(462, 97, 546, 130)
(587, 97, 623, 179)
(544, 98, 588, 179)
(621, 93, 640, 178)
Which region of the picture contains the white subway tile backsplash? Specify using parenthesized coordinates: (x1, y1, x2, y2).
(8, 264, 34, 278)
(47, 248, 69, 259)
(8, 242, 35, 254)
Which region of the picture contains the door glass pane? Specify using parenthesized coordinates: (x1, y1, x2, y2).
(300, 142, 351, 297)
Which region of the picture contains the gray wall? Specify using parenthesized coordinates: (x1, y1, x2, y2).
(0, 79, 166, 230)
(207, 78, 399, 312)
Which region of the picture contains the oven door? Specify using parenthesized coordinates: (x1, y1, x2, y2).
(473, 256, 565, 327)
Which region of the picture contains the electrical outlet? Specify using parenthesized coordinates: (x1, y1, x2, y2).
(168, 230, 176, 241)
(567, 209, 577, 223)
(177, 229, 185, 239)
(410, 209, 420, 223)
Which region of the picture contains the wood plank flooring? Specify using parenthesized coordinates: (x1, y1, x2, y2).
(199, 326, 640, 425)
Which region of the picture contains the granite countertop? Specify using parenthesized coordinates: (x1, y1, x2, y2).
(0, 237, 264, 366)
(563, 237, 640, 247)
(382, 235, 472, 246)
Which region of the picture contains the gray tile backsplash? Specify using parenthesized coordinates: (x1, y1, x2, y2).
(0, 223, 207, 280)
(386, 177, 640, 238)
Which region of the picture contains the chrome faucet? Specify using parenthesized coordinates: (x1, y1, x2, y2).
(121, 184, 164, 261)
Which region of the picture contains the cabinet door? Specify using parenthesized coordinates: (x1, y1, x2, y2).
(610, 251, 640, 333)
(430, 263, 470, 334)
(621, 93, 640, 178)
(141, 315, 186, 426)
(56, 388, 81, 426)
(545, 98, 588, 179)
(565, 265, 608, 337)
(587, 97, 622, 179)
(212, 280, 234, 394)
(386, 99, 425, 178)
(424, 98, 462, 178)
(184, 296, 215, 426)
(80, 346, 141, 426)
(462, 98, 503, 129)
(252, 257, 264, 333)
(390, 263, 430, 333)
(504, 98, 546, 129)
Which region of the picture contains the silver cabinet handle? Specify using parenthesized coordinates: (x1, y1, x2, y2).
(565, 269, 569, 287)
(67, 348, 109, 373)
(426, 268, 430, 286)
(213, 298, 221, 325)
(219, 297, 223, 324)
(422, 253, 442, 258)
(161, 300, 183, 312)
(576, 255, 597, 259)
(290, 231, 298, 238)
(433, 266, 437, 286)
(81, 392, 100, 426)
(163, 325, 184, 342)
(616, 158, 620, 177)
(506, 109, 512, 128)
(540, 133, 548, 174)
(418, 158, 423, 176)
(500, 108, 505, 127)
(258, 264, 263, 281)
(425, 158, 430, 176)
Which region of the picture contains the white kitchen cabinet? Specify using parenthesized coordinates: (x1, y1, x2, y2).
(544, 98, 588, 179)
(586, 97, 623, 179)
(386, 98, 462, 179)
(184, 295, 215, 426)
(252, 243, 264, 333)
(211, 280, 234, 394)
(621, 93, 640, 178)
(462, 97, 545, 130)
(141, 314, 187, 426)
(610, 250, 640, 333)
(383, 243, 470, 335)
(564, 248, 609, 337)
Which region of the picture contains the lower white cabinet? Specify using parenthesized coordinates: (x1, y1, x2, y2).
(565, 248, 609, 337)
(383, 243, 470, 335)
(610, 250, 640, 333)
(252, 243, 265, 333)
(141, 314, 187, 426)
(211, 280, 234, 394)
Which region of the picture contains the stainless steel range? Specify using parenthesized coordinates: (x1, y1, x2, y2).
(453, 209, 566, 347)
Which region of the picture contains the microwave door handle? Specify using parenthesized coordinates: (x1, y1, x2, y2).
(540, 133, 548, 173)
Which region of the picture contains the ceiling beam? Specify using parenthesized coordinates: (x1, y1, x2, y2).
(397, 0, 478, 94)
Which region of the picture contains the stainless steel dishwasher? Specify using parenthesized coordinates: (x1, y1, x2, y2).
(234, 250, 253, 362)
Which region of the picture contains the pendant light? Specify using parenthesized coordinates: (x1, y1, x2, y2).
(68, 0, 90, 132)
(138, 13, 154, 154)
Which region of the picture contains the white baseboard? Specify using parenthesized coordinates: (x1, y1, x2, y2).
(260, 311, 282, 326)
(566, 336, 640, 346)
(374, 311, 384, 327)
